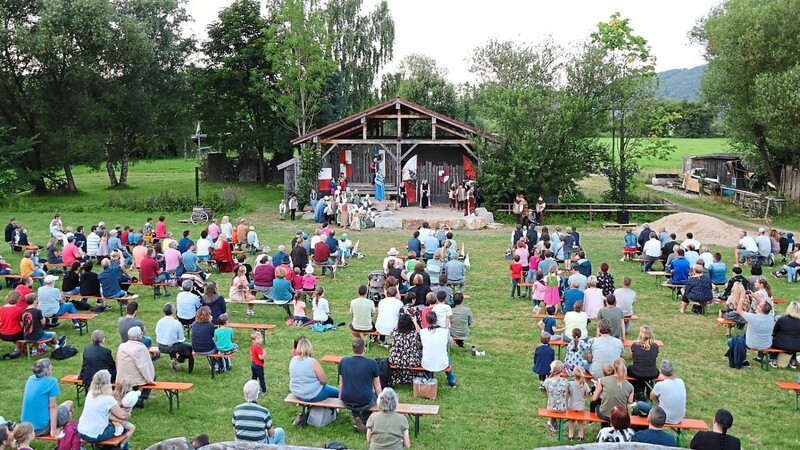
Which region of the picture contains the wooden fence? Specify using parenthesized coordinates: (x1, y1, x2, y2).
(781, 165, 800, 201)
(495, 201, 677, 222)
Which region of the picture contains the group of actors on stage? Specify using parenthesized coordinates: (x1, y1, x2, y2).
(398, 180, 477, 216)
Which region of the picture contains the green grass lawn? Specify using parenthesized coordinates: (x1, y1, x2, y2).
(1, 160, 799, 449)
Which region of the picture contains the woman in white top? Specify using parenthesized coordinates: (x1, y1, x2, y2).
(77, 370, 133, 449)
(229, 264, 255, 316)
(583, 277, 605, 320)
(419, 310, 457, 387)
(196, 230, 213, 261)
(220, 216, 233, 242)
(311, 286, 332, 325)
(375, 287, 404, 338)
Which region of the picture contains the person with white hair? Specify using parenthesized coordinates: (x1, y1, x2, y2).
(176, 280, 201, 326)
(116, 326, 155, 407)
(20, 358, 74, 437)
(38, 275, 80, 329)
(233, 380, 286, 444)
(366, 387, 411, 449)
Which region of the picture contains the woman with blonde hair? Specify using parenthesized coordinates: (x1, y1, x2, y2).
(220, 216, 233, 242)
(720, 282, 749, 335)
(771, 301, 800, 369)
(229, 264, 255, 316)
(77, 370, 133, 449)
(213, 232, 234, 273)
(627, 325, 659, 399)
(288, 337, 339, 425)
(592, 358, 633, 423)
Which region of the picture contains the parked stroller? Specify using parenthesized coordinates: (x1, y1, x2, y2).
(367, 270, 386, 303)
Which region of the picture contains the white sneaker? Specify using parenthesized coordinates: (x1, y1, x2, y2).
(620, 257, 625, 262)
(246, 310, 255, 317)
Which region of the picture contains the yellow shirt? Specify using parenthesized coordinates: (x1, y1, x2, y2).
(20, 258, 34, 277)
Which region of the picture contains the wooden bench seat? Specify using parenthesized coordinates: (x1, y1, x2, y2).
(0, 274, 45, 280)
(284, 393, 438, 437)
(776, 382, 800, 410)
(57, 313, 97, 336)
(537, 408, 706, 446)
(193, 351, 237, 379)
(548, 339, 665, 360)
(121, 281, 168, 300)
(227, 323, 277, 340)
(533, 313, 638, 322)
(62, 292, 134, 316)
(321, 354, 450, 373)
(60, 374, 192, 413)
(37, 433, 128, 450)
(16, 337, 53, 360)
(226, 299, 291, 319)
(602, 223, 638, 228)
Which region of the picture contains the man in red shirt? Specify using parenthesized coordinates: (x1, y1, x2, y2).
(61, 236, 84, 266)
(313, 240, 331, 276)
(139, 248, 171, 297)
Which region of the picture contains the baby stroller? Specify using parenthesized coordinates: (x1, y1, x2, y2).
(179, 272, 205, 297)
(367, 270, 386, 303)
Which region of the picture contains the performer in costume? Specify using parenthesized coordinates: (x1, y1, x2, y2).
(399, 184, 408, 207)
(464, 185, 476, 216)
(375, 170, 385, 201)
(420, 180, 430, 209)
(535, 196, 546, 225)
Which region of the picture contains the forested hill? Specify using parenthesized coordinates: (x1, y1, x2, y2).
(656, 64, 707, 101)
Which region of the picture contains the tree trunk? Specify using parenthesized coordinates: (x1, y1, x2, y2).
(63, 163, 78, 192)
(257, 144, 266, 185)
(103, 143, 119, 187)
(756, 130, 780, 189)
(119, 133, 135, 186)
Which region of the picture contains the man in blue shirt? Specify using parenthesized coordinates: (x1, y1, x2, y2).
(708, 252, 728, 285)
(668, 249, 690, 285)
(407, 230, 422, 256)
(107, 230, 132, 267)
(181, 243, 207, 280)
(326, 230, 340, 258)
(178, 230, 194, 254)
(562, 280, 584, 312)
(97, 258, 131, 298)
(422, 233, 440, 262)
(272, 245, 289, 269)
(21, 358, 74, 437)
(339, 338, 381, 433)
(630, 406, 676, 446)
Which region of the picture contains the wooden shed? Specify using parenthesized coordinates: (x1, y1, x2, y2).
(682, 153, 748, 188)
(279, 97, 497, 203)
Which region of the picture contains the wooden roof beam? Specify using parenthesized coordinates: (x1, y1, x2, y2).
(323, 139, 473, 145)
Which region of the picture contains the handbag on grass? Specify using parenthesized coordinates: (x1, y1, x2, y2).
(307, 406, 337, 428)
(413, 377, 438, 400)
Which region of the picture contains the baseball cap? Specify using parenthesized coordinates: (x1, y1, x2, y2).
(758, 227, 766, 233)
(44, 275, 59, 284)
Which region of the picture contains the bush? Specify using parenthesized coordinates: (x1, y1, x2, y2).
(105, 186, 244, 213)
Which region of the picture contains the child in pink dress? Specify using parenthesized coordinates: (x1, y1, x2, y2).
(531, 270, 547, 311)
(543, 264, 561, 311)
(302, 266, 317, 291)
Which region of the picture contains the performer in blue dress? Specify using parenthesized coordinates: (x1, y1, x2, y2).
(375, 170, 385, 201)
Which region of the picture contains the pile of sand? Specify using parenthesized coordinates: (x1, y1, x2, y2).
(650, 212, 742, 248)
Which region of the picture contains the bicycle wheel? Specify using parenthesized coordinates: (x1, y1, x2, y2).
(191, 210, 209, 224)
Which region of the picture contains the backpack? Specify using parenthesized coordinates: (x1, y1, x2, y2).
(56, 421, 81, 450)
(375, 357, 393, 389)
(52, 344, 78, 360)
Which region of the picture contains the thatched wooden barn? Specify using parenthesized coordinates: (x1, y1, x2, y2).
(279, 97, 497, 203)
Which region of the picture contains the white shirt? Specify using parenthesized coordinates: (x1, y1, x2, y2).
(310, 235, 322, 247)
(420, 327, 450, 372)
(643, 238, 662, 258)
(312, 297, 330, 322)
(375, 297, 404, 335)
(86, 233, 100, 256)
(221, 223, 233, 240)
(155, 315, 185, 346)
(699, 252, 714, 267)
(432, 303, 453, 328)
(418, 227, 433, 238)
(738, 236, 758, 252)
(77, 393, 118, 438)
(681, 238, 701, 251)
(176, 292, 201, 320)
(196, 238, 212, 257)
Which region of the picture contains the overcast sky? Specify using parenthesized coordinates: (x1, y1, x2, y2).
(185, 0, 721, 84)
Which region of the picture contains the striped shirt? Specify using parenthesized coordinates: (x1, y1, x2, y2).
(232, 402, 273, 443)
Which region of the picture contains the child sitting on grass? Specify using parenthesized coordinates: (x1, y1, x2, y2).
(214, 313, 237, 372)
(291, 291, 310, 326)
(538, 305, 557, 335)
(567, 366, 590, 440)
(542, 360, 568, 433)
(533, 332, 555, 390)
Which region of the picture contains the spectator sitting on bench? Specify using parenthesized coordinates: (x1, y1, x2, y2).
(0, 291, 24, 357)
(444, 255, 467, 293)
(38, 275, 79, 329)
(80, 330, 117, 387)
(633, 359, 686, 425)
(288, 337, 339, 423)
(667, 249, 690, 285)
(708, 252, 727, 285)
(588, 319, 623, 380)
(233, 380, 286, 445)
(155, 303, 194, 373)
(117, 326, 155, 408)
(596, 404, 634, 443)
(736, 293, 774, 364)
(350, 285, 375, 338)
(367, 387, 411, 450)
(679, 265, 713, 314)
(228, 265, 255, 316)
(640, 232, 662, 272)
(735, 230, 758, 266)
(21, 250, 46, 286)
(421, 311, 457, 387)
(620, 227, 638, 261)
(630, 406, 676, 447)
(61, 262, 82, 296)
(660, 233, 678, 266)
(21, 358, 74, 437)
(719, 266, 748, 301)
(592, 358, 634, 424)
(771, 301, 800, 369)
(118, 301, 152, 347)
(97, 257, 131, 298)
(339, 338, 382, 434)
(637, 224, 652, 253)
(181, 243, 207, 280)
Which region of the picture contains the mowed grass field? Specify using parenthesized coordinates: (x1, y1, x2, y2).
(1, 160, 799, 449)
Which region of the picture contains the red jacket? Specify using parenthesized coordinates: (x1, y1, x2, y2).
(313, 241, 331, 263)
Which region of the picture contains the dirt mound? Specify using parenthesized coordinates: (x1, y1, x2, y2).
(650, 212, 741, 248)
